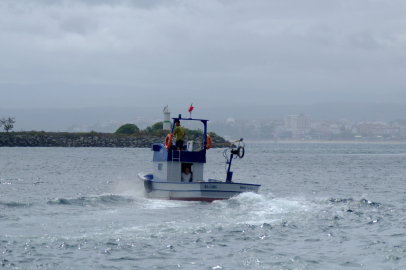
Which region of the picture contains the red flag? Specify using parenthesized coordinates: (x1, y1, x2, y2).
(188, 103, 194, 113)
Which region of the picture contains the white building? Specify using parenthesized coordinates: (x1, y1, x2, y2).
(285, 114, 312, 137)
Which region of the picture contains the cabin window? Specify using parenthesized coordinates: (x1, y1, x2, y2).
(181, 163, 193, 182)
(182, 163, 193, 172)
(158, 163, 163, 170)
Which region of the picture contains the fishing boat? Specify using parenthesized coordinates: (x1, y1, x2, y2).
(138, 116, 260, 202)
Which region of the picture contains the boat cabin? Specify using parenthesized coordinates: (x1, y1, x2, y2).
(150, 117, 208, 183)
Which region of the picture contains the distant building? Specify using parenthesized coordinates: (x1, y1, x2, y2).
(358, 124, 374, 134)
(285, 114, 312, 137)
(285, 115, 298, 130)
(226, 117, 235, 123)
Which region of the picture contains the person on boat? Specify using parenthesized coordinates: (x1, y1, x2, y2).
(181, 167, 192, 182)
(172, 120, 186, 150)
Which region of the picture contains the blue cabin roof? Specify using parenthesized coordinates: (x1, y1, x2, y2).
(151, 143, 206, 163)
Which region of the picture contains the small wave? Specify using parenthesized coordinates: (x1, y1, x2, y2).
(367, 218, 381, 224)
(223, 192, 269, 207)
(48, 198, 72, 205)
(0, 201, 31, 208)
(328, 198, 355, 204)
(47, 194, 136, 207)
(327, 197, 383, 208)
(211, 193, 316, 226)
(309, 197, 390, 223)
(360, 198, 382, 207)
(141, 199, 199, 209)
(114, 179, 145, 197)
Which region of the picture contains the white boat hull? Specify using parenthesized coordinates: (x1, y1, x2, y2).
(142, 179, 260, 202)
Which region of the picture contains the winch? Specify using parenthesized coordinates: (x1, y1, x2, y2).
(223, 138, 245, 182)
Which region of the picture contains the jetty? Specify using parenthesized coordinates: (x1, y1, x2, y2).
(0, 132, 229, 148)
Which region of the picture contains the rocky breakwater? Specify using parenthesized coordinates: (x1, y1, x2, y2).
(0, 133, 230, 148)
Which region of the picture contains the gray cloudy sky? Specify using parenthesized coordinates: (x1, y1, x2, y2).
(1, 0, 406, 109)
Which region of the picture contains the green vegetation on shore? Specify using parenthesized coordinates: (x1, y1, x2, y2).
(113, 122, 219, 137)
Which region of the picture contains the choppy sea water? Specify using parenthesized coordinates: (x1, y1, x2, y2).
(1, 143, 406, 269)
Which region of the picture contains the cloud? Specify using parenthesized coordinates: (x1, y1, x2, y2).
(0, 0, 406, 108)
(59, 16, 98, 36)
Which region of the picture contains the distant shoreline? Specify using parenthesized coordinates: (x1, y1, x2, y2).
(2, 132, 405, 147)
(244, 140, 406, 144)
